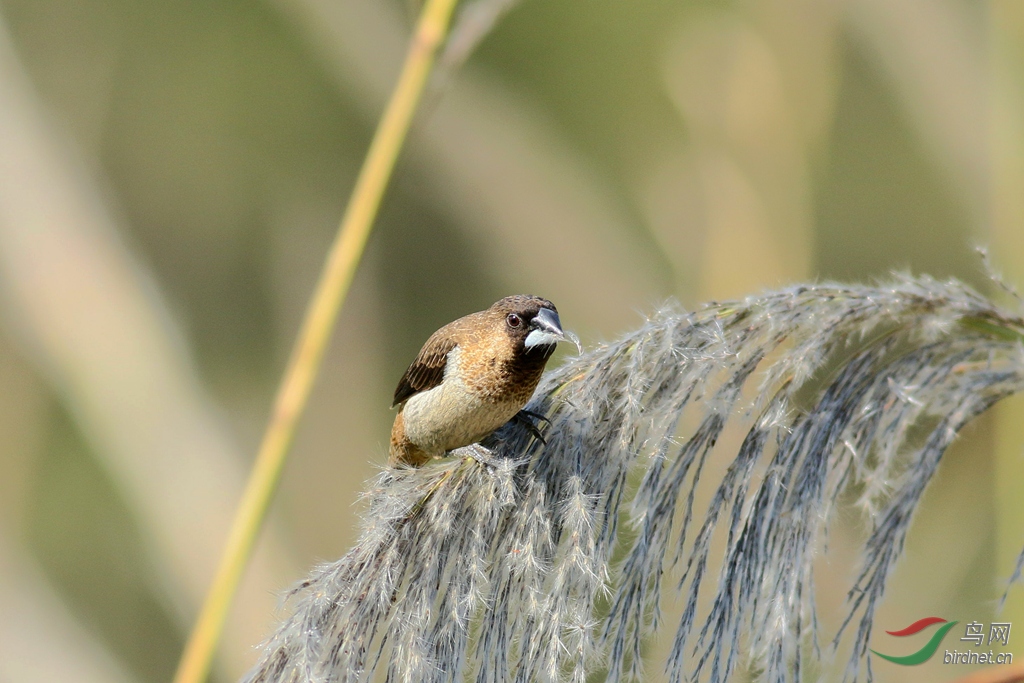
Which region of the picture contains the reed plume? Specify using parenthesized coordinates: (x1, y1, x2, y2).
(245, 276, 1024, 683)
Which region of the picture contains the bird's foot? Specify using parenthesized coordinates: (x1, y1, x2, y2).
(456, 443, 503, 467)
(512, 409, 548, 444)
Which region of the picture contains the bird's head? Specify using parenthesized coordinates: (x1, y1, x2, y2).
(489, 295, 566, 357)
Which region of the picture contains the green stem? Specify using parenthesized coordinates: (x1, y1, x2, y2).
(170, 1, 460, 681)
(960, 315, 1024, 343)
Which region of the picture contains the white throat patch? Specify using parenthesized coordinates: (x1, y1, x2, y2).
(525, 329, 562, 348)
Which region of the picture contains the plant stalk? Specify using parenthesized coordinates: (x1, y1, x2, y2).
(170, 0, 460, 681)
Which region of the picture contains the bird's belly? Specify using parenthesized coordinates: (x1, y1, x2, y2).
(401, 380, 520, 455)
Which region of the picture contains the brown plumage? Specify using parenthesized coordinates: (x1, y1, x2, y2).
(389, 295, 566, 466)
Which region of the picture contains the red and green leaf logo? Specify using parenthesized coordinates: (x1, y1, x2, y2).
(871, 617, 959, 665)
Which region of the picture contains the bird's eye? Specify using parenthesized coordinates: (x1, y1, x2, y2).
(506, 313, 522, 328)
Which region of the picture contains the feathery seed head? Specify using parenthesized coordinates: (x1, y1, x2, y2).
(245, 279, 1024, 683)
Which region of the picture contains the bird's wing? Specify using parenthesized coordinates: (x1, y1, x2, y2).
(392, 331, 458, 407)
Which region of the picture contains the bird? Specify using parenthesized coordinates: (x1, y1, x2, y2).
(389, 295, 567, 467)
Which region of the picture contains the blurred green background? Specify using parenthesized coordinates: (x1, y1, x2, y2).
(0, 0, 1021, 682)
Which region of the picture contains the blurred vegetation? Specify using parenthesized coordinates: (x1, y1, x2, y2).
(0, 0, 1018, 682)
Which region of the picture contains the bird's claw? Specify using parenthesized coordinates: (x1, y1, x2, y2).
(513, 410, 548, 444)
(518, 409, 550, 424)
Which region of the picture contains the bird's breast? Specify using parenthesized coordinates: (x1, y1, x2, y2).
(458, 338, 547, 405)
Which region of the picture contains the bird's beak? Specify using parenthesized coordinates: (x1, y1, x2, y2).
(524, 308, 566, 349)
